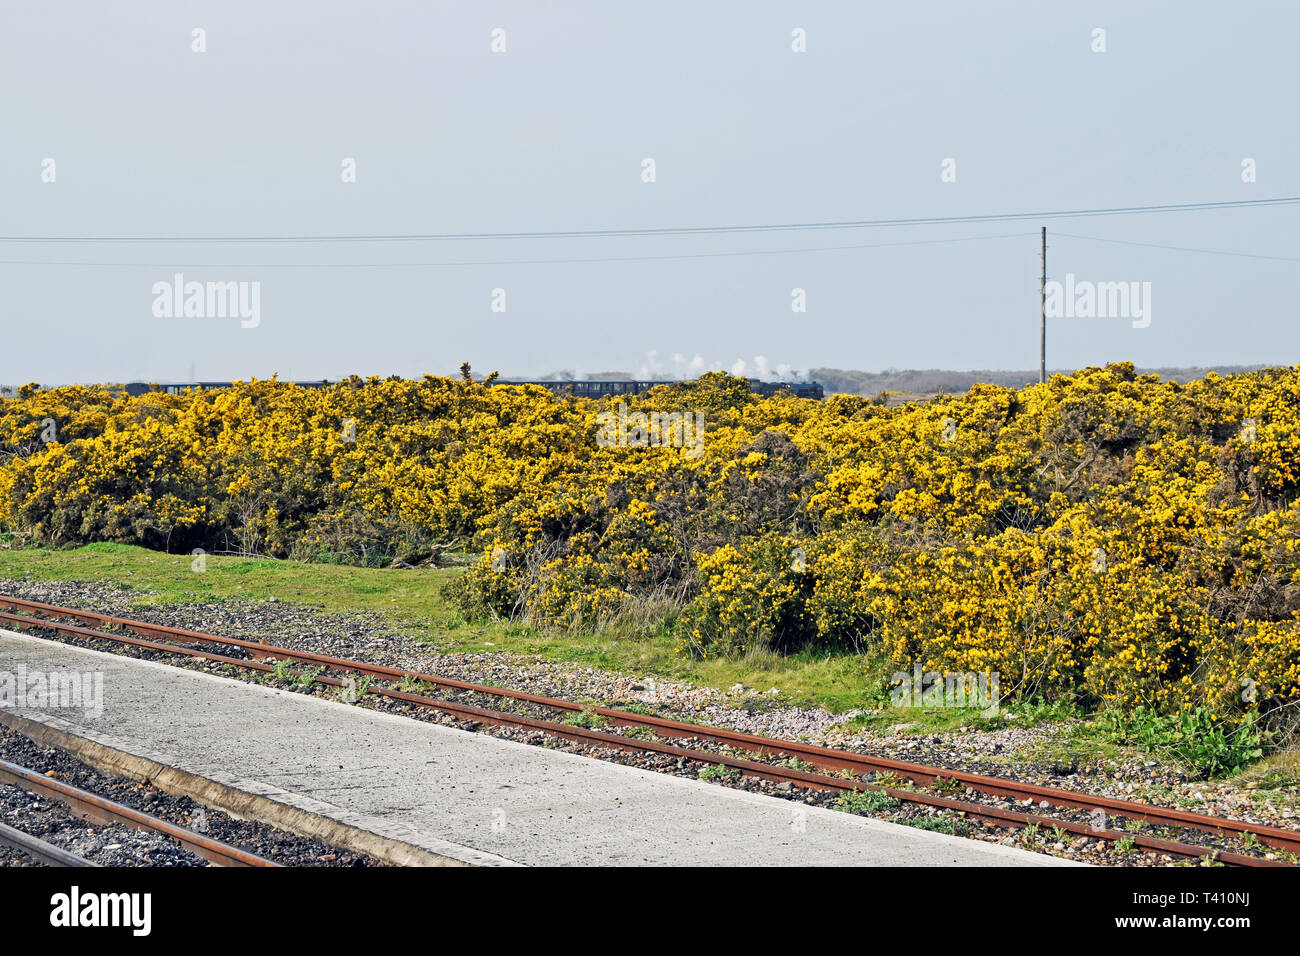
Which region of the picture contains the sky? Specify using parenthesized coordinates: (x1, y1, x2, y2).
(1, 0, 1298, 385)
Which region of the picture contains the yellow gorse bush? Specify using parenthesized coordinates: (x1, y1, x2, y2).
(2, 364, 1299, 722)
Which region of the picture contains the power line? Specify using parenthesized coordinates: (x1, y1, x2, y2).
(1055, 232, 1300, 264)
(0, 231, 1035, 268)
(2, 197, 1297, 244)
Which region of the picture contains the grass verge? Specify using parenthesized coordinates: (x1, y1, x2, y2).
(0, 543, 881, 712)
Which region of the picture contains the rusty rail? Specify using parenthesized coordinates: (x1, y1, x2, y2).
(0, 819, 97, 867)
(0, 756, 279, 867)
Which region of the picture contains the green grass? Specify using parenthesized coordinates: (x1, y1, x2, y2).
(1086, 706, 1265, 779)
(834, 789, 900, 815)
(1017, 734, 1124, 770)
(698, 764, 742, 782)
(837, 706, 1001, 736)
(563, 708, 612, 730)
(1229, 746, 1300, 796)
(0, 543, 881, 712)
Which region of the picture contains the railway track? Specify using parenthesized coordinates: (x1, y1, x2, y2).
(0, 754, 278, 867)
(1, 593, 1296, 867)
(0, 818, 96, 867)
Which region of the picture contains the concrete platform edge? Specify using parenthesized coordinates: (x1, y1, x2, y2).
(0, 708, 518, 868)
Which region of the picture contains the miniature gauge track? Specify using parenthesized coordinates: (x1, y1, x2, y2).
(0, 755, 278, 868)
(1, 594, 1296, 867)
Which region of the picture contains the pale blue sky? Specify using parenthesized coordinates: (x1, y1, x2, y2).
(2, 0, 1297, 384)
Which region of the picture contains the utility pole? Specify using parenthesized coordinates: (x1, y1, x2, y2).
(1039, 226, 1047, 385)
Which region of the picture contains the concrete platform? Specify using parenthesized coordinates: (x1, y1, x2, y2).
(0, 629, 1074, 866)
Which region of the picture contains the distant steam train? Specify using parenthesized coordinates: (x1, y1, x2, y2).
(123, 379, 825, 400)
(496, 379, 825, 400)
